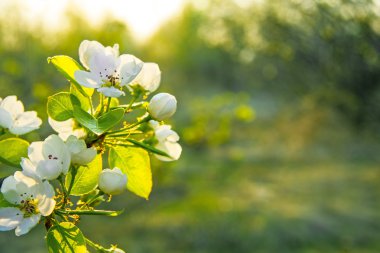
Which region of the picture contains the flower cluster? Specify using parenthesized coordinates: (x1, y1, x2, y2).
(0, 40, 181, 253)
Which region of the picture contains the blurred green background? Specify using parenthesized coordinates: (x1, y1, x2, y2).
(1, 0, 380, 252)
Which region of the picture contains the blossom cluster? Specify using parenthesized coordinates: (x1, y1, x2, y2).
(0, 40, 182, 253)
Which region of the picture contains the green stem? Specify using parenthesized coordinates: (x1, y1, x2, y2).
(106, 97, 112, 112)
(99, 93, 104, 115)
(56, 209, 123, 216)
(112, 139, 170, 157)
(125, 94, 139, 112)
(67, 166, 78, 196)
(58, 175, 68, 208)
(85, 238, 107, 252)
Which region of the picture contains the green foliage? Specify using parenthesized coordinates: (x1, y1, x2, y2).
(73, 106, 124, 135)
(47, 55, 93, 97)
(47, 92, 75, 121)
(65, 155, 102, 196)
(109, 146, 152, 199)
(46, 222, 86, 253)
(70, 84, 91, 112)
(0, 138, 29, 168)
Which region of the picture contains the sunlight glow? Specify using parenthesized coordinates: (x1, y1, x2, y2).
(12, 0, 187, 40)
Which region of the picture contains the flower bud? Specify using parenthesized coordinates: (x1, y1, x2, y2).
(148, 93, 177, 120)
(98, 168, 127, 195)
(111, 248, 126, 253)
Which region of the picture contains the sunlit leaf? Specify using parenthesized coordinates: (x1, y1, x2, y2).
(109, 146, 152, 199)
(47, 222, 86, 253)
(73, 106, 124, 135)
(0, 138, 29, 168)
(47, 55, 93, 97)
(65, 155, 102, 196)
(47, 92, 74, 121)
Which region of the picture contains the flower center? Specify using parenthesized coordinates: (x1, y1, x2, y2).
(19, 193, 39, 217)
(99, 68, 124, 86)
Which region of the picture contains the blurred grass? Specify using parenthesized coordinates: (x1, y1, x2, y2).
(1, 149, 380, 252)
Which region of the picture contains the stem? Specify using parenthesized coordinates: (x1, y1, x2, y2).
(58, 175, 68, 208)
(99, 93, 104, 115)
(56, 209, 123, 216)
(67, 166, 78, 196)
(86, 238, 105, 252)
(110, 139, 170, 157)
(106, 97, 112, 112)
(125, 94, 139, 112)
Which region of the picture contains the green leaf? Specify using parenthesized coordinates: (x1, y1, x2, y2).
(73, 106, 124, 135)
(109, 146, 152, 199)
(70, 84, 91, 112)
(47, 222, 86, 253)
(47, 92, 74, 121)
(47, 55, 93, 97)
(0, 192, 17, 208)
(65, 155, 102, 196)
(0, 138, 29, 168)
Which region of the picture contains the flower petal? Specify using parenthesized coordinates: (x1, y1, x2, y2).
(37, 181, 56, 216)
(1, 175, 21, 205)
(36, 160, 63, 180)
(79, 40, 104, 70)
(72, 148, 97, 165)
(118, 54, 144, 85)
(28, 141, 44, 164)
(74, 70, 102, 88)
(0, 108, 13, 129)
(130, 63, 161, 92)
(20, 158, 39, 179)
(0, 207, 22, 231)
(155, 142, 182, 162)
(15, 214, 41, 236)
(42, 135, 71, 174)
(97, 87, 125, 97)
(10, 111, 42, 135)
(0, 96, 24, 118)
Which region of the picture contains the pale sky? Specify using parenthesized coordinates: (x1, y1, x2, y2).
(8, 0, 188, 40)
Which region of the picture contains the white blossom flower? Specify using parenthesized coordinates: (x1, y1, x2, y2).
(0, 171, 55, 236)
(24, 134, 71, 180)
(65, 135, 96, 165)
(129, 63, 161, 93)
(74, 40, 143, 97)
(98, 168, 127, 195)
(148, 93, 177, 120)
(48, 117, 86, 141)
(0, 96, 42, 135)
(149, 120, 182, 161)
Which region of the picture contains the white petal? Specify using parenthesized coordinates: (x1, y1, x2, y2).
(97, 87, 125, 97)
(74, 70, 102, 88)
(15, 214, 41, 236)
(0, 207, 22, 231)
(28, 141, 45, 164)
(49, 117, 74, 133)
(88, 50, 119, 78)
(1, 176, 21, 205)
(79, 40, 105, 70)
(71, 148, 97, 165)
(0, 96, 24, 118)
(118, 54, 144, 85)
(130, 63, 161, 92)
(66, 135, 87, 154)
(36, 160, 63, 180)
(37, 181, 56, 216)
(0, 108, 13, 129)
(20, 158, 39, 179)
(10, 111, 42, 135)
(42, 135, 71, 174)
(155, 142, 182, 162)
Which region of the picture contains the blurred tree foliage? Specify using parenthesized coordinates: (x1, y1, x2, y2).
(147, 0, 380, 135)
(0, 0, 379, 151)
